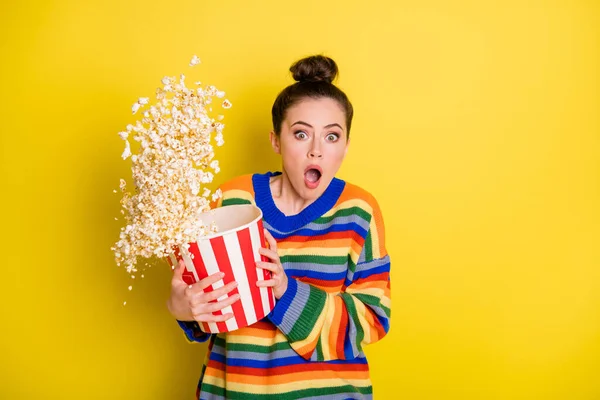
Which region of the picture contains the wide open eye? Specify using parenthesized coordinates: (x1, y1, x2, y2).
(326, 133, 339, 142)
(294, 131, 308, 140)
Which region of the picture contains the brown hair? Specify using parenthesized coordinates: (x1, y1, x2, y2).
(271, 55, 354, 138)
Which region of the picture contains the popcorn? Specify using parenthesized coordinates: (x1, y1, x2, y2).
(189, 55, 201, 66)
(132, 102, 141, 114)
(121, 140, 131, 160)
(112, 55, 232, 275)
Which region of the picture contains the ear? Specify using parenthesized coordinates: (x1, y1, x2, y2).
(270, 131, 281, 154)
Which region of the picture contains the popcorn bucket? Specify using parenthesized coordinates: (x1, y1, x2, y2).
(166, 204, 275, 333)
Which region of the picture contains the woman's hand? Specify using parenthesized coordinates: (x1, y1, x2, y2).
(167, 259, 240, 323)
(256, 229, 288, 299)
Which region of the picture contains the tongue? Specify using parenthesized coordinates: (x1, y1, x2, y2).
(305, 169, 321, 183)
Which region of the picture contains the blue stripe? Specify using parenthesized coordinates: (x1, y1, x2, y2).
(376, 313, 390, 333)
(343, 323, 355, 359)
(210, 352, 367, 368)
(353, 264, 390, 281)
(286, 269, 347, 281)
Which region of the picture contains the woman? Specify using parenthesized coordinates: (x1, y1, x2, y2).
(167, 55, 391, 399)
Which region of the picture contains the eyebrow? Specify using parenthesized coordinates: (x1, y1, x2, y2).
(291, 121, 344, 130)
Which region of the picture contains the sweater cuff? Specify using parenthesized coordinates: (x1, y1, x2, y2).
(267, 277, 301, 332)
(268, 278, 326, 338)
(177, 320, 211, 343)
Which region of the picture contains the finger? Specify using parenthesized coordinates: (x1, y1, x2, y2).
(184, 272, 225, 298)
(259, 247, 279, 262)
(256, 279, 276, 287)
(264, 229, 278, 251)
(195, 312, 235, 323)
(256, 261, 279, 273)
(197, 281, 239, 303)
(204, 293, 241, 313)
(190, 272, 226, 293)
(171, 259, 186, 285)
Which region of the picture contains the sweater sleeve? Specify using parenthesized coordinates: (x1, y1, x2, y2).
(177, 320, 213, 343)
(267, 196, 391, 361)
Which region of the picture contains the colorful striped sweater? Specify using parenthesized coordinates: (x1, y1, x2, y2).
(178, 171, 391, 400)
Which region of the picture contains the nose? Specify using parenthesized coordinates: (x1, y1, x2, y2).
(308, 141, 323, 158)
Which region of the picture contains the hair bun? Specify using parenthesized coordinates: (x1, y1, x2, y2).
(290, 55, 338, 84)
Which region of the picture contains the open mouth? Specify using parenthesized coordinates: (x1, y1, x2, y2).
(304, 165, 322, 189)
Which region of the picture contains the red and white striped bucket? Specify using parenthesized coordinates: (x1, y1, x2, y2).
(166, 204, 275, 333)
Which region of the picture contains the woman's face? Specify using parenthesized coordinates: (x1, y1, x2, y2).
(270, 97, 350, 201)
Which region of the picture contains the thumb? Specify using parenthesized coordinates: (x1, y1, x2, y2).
(171, 258, 187, 285)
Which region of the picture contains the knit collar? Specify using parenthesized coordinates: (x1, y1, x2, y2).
(252, 171, 346, 233)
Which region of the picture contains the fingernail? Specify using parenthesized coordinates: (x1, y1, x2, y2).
(220, 272, 225, 277)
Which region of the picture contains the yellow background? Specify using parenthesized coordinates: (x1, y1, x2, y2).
(1, 0, 599, 399)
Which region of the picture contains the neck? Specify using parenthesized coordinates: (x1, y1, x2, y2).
(270, 170, 314, 216)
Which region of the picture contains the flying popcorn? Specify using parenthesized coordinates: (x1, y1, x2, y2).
(189, 55, 201, 66)
(111, 54, 231, 275)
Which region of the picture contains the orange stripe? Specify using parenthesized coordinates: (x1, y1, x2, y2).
(361, 303, 380, 341)
(227, 324, 278, 339)
(328, 296, 343, 357)
(336, 306, 349, 358)
(334, 182, 369, 205)
(293, 334, 320, 359)
(296, 276, 344, 289)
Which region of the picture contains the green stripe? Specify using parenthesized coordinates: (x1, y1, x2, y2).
(223, 198, 252, 206)
(316, 335, 324, 361)
(215, 340, 292, 354)
(280, 255, 347, 265)
(353, 292, 383, 308)
(347, 257, 356, 276)
(203, 382, 226, 397)
(381, 303, 391, 318)
(315, 206, 371, 224)
(289, 285, 327, 341)
(341, 293, 364, 351)
(202, 384, 372, 400)
(364, 228, 373, 262)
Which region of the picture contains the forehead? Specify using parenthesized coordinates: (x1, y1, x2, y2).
(284, 98, 346, 129)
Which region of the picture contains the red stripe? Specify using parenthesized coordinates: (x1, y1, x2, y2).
(282, 230, 364, 244)
(237, 227, 265, 321)
(257, 220, 275, 310)
(337, 308, 349, 359)
(352, 271, 389, 286)
(189, 241, 222, 333)
(209, 236, 239, 332)
(206, 234, 247, 330)
(173, 246, 195, 284)
(295, 276, 346, 288)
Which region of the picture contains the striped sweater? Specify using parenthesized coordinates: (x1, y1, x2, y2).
(178, 171, 391, 400)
